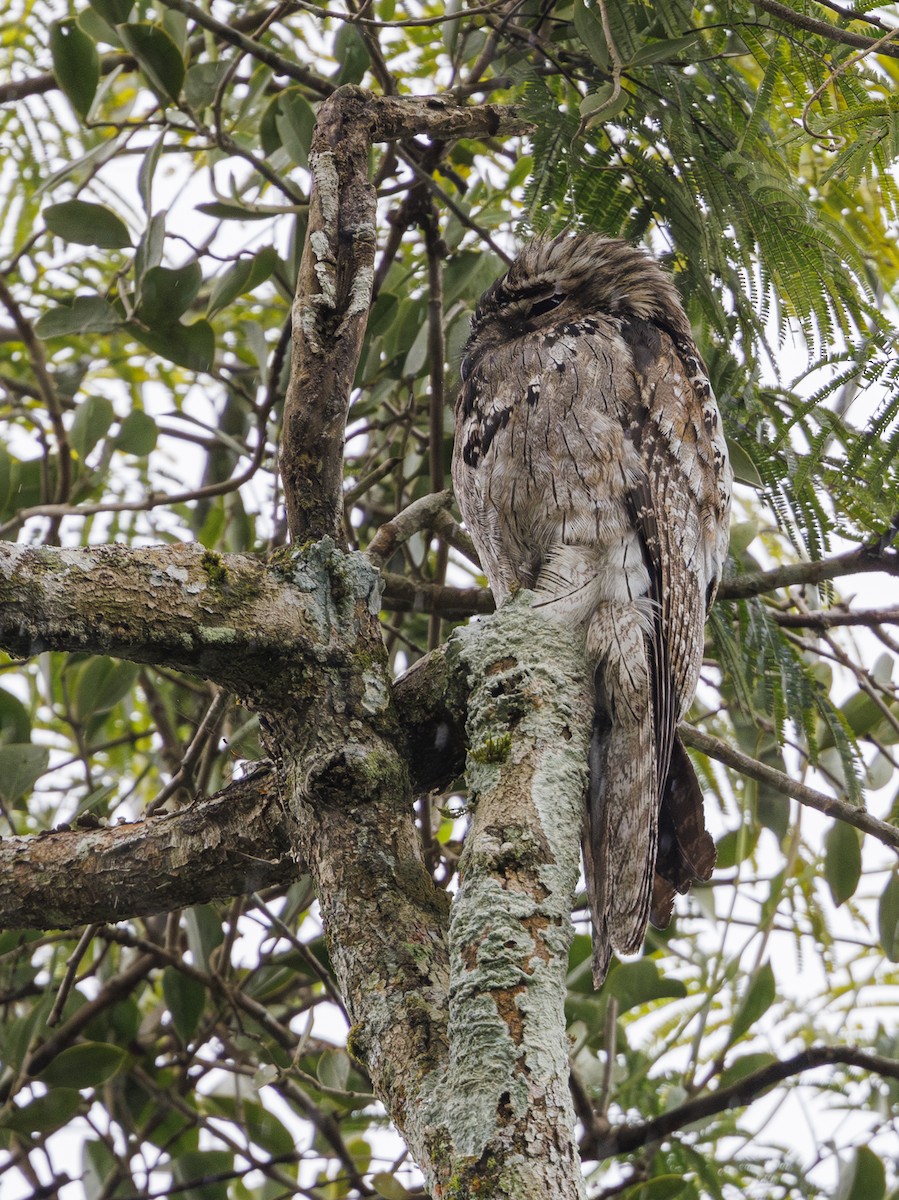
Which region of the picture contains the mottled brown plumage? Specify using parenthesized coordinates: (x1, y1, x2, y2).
(452, 233, 732, 986)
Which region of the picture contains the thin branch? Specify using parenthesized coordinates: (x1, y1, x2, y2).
(590, 1045, 899, 1158)
(719, 541, 899, 600)
(366, 490, 454, 569)
(680, 723, 899, 851)
(755, 0, 899, 59)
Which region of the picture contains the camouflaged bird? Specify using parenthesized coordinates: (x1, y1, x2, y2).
(452, 233, 732, 986)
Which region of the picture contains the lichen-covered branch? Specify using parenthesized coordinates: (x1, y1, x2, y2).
(436, 594, 593, 1199)
(0, 541, 325, 704)
(0, 766, 292, 928)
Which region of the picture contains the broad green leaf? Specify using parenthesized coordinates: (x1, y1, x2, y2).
(0, 687, 31, 744)
(206, 1097, 295, 1158)
(573, 0, 608, 71)
(274, 91, 317, 167)
(71, 657, 138, 720)
(134, 210, 167, 287)
(629, 34, 700, 67)
(317, 1047, 351, 1091)
(606, 959, 687, 1012)
(44, 200, 131, 249)
(162, 967, 206, 1044)
(70, 395, 115, 460)
(718, 1052, 778, 1089)
(580, 85, 630, 124)
(130, 318, 215, 371)
(1, 1089, 81, 1134)
(333, 23, 370, 85)
(36, 295, 121, 338)
(116, 410, 158, 456)
(207, 247, 277, 317)
(136, 262, 202, 325)
(878, 872, 899, 961)
(0, 445, 12, 513)
(185, 904, 224, 970)
(371, 1174, 413, 1199)
(836, 1146, 886, 1200)
(37, 1042, 128, 1087)
(50, 20, 100, 119)
(118, 23, 185, 102)
(727, 961, 775, 1046)
(726, 437, 765, 487)
(89, 0, 132, 24)
(636, 1178, 691, 1199)
(715, 822, 759, 870)
(824, 820, 862, 907)
(184, 61, 230, 111)
(0, 744, 49, 804)
(171, 1149, 232, 1200)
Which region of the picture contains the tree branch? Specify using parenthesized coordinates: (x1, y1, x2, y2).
(754, 0, 899, 59)
(588, 1045, 899, 1158)
(0, 766, 292, 929)
(719, 542, 899, 600)
(681, 723, 899, 851)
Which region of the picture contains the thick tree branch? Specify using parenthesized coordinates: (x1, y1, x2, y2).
(0, 541, 328, 704)
(0, 766, 290, 929)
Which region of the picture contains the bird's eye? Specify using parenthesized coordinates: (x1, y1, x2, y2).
(529, 293, 565, 318)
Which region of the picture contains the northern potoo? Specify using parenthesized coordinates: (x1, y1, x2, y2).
(452, 233, 732, 986)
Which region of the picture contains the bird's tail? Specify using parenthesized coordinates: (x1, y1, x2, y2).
(585, 607, 657, 988)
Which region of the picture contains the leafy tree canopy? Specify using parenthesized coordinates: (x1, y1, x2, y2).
(1, 1, 899, 1198)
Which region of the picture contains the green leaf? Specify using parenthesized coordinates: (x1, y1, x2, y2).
(717, 1052, 778, 1089)
(89, 0, 132, 24)
(371, 1174, 413, 1200)
(206, 1097, 295, 1158)
(726, 437, 765, 487)
(138, 132, 165, 214)
(50, 20, 100, 119)
(0, 744, 50, 804)
(196, 201, 279, 221)
(170, 1150, 232, 1200)
(130, 318, 215, 371)
(185, 904, 224, 970)
(573, 0, 608, 71)
(70, 395, 115, 460)
(274, 91, 317, 167)
(836, 1146, 886, 1200)
(135, 210, 167, 287)
(184, 61, 230, 111)
(580, 85, 630, 124)
(317, 1047, 351, 1091)
(0, 445, 13, 514)
(629, 34, 700, 68)
(728, 961, 775, 1046)
(37, 1042, 128, 1087)
(71, 657, 138, 721)
(0, 688, 30, 745)
(606, 959, 687, 1012)
(118, 23, 185, 102)
(333, 23, 370, 85)
(1, 1088, 81, 1134)
(824, 820, 862, 907)
(44, 200, 132, 249)
(878, 872, 899, 962)
(116, 410, 158, 456)
(207, 248, 277, 317)
(136, 262, 202, 325)
(163, 967, 206, 1044)
(36, 295, 122, 338)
